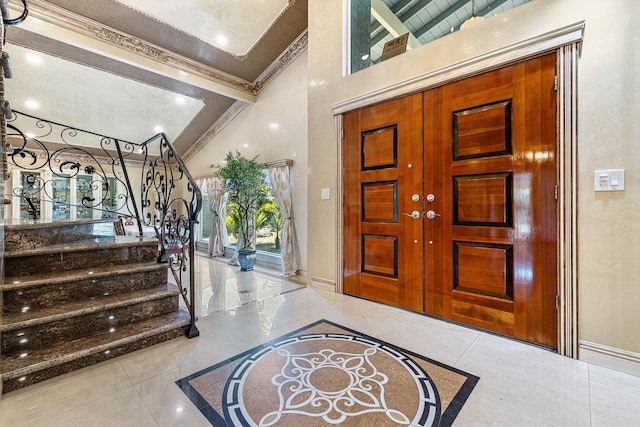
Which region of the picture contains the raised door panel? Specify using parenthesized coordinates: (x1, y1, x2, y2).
(343, 94, 424, 312)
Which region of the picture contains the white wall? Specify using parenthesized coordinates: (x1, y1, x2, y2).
(307, 0, 640, 371)
(186, 51, 309, 273)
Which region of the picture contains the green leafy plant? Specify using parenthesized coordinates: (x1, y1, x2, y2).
(257, 200, 284, 250)
(212, 151, 268, 251)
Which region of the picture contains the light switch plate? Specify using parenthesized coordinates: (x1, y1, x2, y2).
(594, 169, 625, 192)
(320, 188, 330, 200)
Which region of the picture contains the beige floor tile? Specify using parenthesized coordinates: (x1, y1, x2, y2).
(590, 379, 640, 427)
(455, 340, 591, 426)
(374, 312, 480, 366)
(454, 394, 554, 426)
(135, 369, 212, 427)
(43, 386, 158, 427)
(589, 363, 640, 395)
(116, 329, 241, 385)
(0, 360, 131, 425)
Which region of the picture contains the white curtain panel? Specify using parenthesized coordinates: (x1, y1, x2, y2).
(268, 166, 301, 276)
(205, 177, 228, 257)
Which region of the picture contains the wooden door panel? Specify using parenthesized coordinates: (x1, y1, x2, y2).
(362, 127, 397, 169)
(453, 100, 512, 160)
(429, 53, 557, 348)
(362, 234, 397, 277)
(454, 242, 513, 298)
(343, 94, 424, 312)
(344, 54, 557, 349)
(453, 173, 512, 225)
(362, 182, 397, 222)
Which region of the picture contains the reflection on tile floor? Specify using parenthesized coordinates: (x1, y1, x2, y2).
(1, 254, 640, 426)
(190, 254, 305, 317)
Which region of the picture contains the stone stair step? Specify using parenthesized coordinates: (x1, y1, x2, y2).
(4, 237, 159, 276)
(2, 261, 168, 313)
(4, 219, 119, 251)
(1, 284, 180, 354)
(0, 309, 191, 393)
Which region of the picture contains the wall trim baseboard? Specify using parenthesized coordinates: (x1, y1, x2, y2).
(310, 276, 336, 293)
(579, 340, 640, 377)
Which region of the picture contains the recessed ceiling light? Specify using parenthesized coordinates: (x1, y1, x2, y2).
(24, 99, 40, 110)
(25, 53, 43, 65)
(154, 126, 164, 133)
(269, 123, 279, 130)
(216, 34, 228, 46)
(175, 96, 186, 105)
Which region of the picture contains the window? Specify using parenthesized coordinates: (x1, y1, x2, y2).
(196, 172, 283, 257)
(12, 169, 123, 221)
(349, 0, 532, 74)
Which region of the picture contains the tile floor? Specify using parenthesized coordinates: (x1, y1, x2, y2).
(1, 255, 639, 426)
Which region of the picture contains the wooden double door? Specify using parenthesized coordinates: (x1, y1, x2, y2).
(343, 54, 558, 348)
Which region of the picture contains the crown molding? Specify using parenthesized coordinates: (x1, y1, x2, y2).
(184, 30, 308, 162)
(9, 0, 254, 95)
(112, 0, 298, 61)
(248, 29, 308, 95)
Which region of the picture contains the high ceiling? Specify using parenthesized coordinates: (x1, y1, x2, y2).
(2, 0, 530, 159)
(3, 0, 308, 157)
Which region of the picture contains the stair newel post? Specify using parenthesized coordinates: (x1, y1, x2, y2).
(182, 148, 201, 338)
(114, 138, 144, 238)
(185, 213, 199, 338)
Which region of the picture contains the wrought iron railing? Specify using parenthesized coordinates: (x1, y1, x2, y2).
(5, 110, 202, 338)
(1, 0, 30, 182)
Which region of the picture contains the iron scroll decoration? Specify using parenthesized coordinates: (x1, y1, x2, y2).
(5, 110, 202, 338)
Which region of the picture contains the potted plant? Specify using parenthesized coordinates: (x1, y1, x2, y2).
(212, 151, 268, 271)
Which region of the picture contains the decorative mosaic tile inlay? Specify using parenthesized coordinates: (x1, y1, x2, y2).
(177, 320, 479, 426)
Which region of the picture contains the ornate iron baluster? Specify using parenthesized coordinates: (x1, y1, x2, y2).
(4, 110, 202, 338)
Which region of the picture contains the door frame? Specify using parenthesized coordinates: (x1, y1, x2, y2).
(333, 22, 584, 357)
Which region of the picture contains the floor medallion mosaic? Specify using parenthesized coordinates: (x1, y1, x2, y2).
(176, 320, 479, 426)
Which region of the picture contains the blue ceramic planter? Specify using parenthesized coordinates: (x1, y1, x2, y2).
(238, 249, 257, 271)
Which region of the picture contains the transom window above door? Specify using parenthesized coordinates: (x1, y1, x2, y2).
(349, 0, 532, 74)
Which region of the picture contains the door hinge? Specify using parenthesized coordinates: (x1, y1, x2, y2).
(341, 128, 345, 139)
(555, 294, 560, 310)
(554, 75, 558, 91)
(554, 185, 558, 200)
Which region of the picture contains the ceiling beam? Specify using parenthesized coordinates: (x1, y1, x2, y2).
(450, 0, 512, 33)
(370, 0, 415, 33)
(370, 0, 436, 47)
(413, 0, 469, 39)
(370, 0, 421, 49)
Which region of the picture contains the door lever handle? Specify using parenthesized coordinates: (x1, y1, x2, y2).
(402, 210, 421, 219)
(425, 210, 441, 220)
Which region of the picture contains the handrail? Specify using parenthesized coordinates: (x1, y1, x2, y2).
(1, 0, 29, 27)
(141, 132, 202, 337)
(4, 110, 202, 338)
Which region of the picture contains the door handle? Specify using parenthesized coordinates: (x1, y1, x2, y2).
(425, 210, 441, 220)
(402, 210, 421, 219)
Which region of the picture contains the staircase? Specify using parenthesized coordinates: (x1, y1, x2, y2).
(0, 219, 191, 393)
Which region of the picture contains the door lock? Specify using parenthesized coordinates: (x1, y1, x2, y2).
(402, 210, 421, 219)
(426, 193, 435, 203)
(425, 210, 441, 220)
